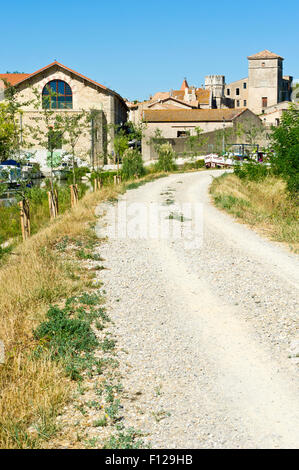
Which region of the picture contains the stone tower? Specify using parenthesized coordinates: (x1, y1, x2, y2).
(247, 50, 284, 114)
(205, 75, 225, 108)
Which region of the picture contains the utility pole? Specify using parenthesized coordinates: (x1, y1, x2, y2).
(222, 117, 225, 155)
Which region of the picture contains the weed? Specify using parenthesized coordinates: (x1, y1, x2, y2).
(93, 417, 107, 427)
(104, 427, 144, 449)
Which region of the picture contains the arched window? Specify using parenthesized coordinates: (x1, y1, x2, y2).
(42, 80, 72, 109)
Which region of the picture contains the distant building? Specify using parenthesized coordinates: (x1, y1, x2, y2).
(142, 108, 262, 161)
(0, 61, 128, 170)
(225, 50, 293, 114)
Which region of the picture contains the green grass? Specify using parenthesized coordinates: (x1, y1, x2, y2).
(33, 294, 110, 381)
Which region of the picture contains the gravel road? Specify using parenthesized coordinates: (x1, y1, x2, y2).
(95, 170, 299, 449)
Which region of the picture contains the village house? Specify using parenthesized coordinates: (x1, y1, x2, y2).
(133, 49, 293, 160)
(142, 108, 263, 161)
(0, 62, 128, 171)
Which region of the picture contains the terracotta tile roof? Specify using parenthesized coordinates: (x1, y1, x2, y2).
(247, 49, 283, 60)
(172, 90, 184, 100)
(181, 78, 189, 90)
(151, 91, 170, 101)
(147, 96, 194, 109)
(0, 73, 30, 86)
(195, 88, 210, 104)
(143, 108, 247, 122)
(0, 61, 126, 104)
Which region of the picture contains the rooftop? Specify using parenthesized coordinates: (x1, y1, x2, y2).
(247, 49, 283, 60)
(143, 108, 247, 122)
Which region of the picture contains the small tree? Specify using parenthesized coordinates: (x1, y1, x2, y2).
(121, 148, 145, 180)
(0, 103, 15, 161)
(57, 110, 89, 185)
(156, 142, 176, 172)
(185, 126, 207, 157)
(28, 87, 65, 193)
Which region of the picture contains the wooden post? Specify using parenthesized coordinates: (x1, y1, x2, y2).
(19, 199, 30, 241)
(113, 175, 117, 185)
(70, 184, 79, 208)
(94, 178, 98, 192)
(74, 184, 79, 205)
(48, 190, 58, 219)
(117, 175, 121, 184)
(98, 178, 103, 190)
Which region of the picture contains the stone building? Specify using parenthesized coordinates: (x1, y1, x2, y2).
(225, 50, 292, 114)
(142, 108, 262, 161)
(0, 61, 128, 171)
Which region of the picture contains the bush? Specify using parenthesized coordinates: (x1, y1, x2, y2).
(271, 105, 299, 197)
(182, 159, 205, 171)
(156, 143, 176, 172)
(234, 161, 268, 182)
(121, 148, 145, 180)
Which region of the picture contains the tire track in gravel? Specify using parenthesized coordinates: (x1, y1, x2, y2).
(95, 170, 299, 449)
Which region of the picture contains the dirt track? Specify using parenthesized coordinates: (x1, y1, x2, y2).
(96, 170, 299, 449)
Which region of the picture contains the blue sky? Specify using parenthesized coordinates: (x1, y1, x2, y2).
(2, 0, 298, 101)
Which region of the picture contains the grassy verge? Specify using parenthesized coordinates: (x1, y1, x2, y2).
(0, 172, 165, 449)
(0, 184, 88, 249)
(210, 173, 299, 252)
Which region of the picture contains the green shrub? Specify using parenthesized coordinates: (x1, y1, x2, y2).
(121, 148, 145, 180)
(270, 105, 299, 197)
(182, 159, 205, 171)
(156, 143, 177, 172)
(33, 298, 105, 381)
(234, 161, 268, 182)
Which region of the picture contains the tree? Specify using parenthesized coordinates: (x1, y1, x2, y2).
(57, 110, 89, 185)
(156, 142, 176, 172)
(0, 103, 15, 161)
(28, 87, 66, 192)
(121, 148, 145, 180)
(185, 126, 207, 157)
(270, 104, 299, 197)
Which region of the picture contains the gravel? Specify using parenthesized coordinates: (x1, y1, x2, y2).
(95, 170, 299, 449)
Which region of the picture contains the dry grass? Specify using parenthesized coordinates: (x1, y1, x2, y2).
(0, 185, 119, 448)
(0, 171, 166, 448)
(210, 173, 299, 252)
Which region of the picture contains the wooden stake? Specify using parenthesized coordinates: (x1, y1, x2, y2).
(114, 175, 117, 185)
(70, 184, 79, 208)
(19, 199, 30, 241)
(48, 190, 58, 219)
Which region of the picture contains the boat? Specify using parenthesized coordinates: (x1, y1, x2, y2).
(0, 160, 22, 185)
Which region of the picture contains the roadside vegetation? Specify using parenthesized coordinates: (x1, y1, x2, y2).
(210, 173, 299, 252)
(0, 176, 157, 449)
(210, 105, 299, 252)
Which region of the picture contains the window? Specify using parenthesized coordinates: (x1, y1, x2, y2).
(42, 80, 73, 109)
(236, 88, 240, 96)
(244, 100, 247, 106)
(243, 82, 247, 89)
(262, 97, 268, 108)
(177, 131, 188, 137)
(236, 100, 240, 107)
(262, 62, 265, 67)
(227, 89, 230, 96)
(275, 118, 280, 126)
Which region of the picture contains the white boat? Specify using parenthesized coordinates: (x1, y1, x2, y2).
(0, 162, 22, 184)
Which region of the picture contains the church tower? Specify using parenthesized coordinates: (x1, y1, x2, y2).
(247, 50, 283, 114)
